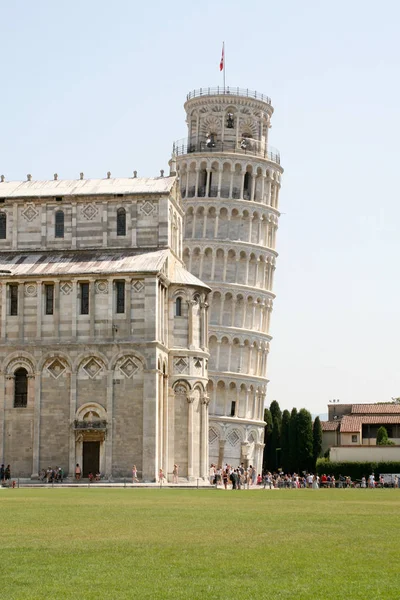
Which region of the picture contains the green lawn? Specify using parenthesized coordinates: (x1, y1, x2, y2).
(1, 488, 400, 599)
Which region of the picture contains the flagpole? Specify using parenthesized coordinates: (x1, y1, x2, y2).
(223, 41, 226, 91)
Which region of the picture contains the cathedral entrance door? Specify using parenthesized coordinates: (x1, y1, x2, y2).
(83, 441, 100, 477)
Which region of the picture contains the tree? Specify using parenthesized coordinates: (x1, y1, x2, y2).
(297, 408, 313, 473)
(312, 416, 323, 469)
(262, 408, 273, 472)
(269, 401, 282, 471)
(376, 426, 395, 446)
(289, 407, 298, 473)
(281, 410, 291, 473)
(270, 400, 282, 424)
(270, 415, 281, 471)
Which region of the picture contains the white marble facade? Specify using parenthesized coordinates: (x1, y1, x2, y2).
(0, 175, 210, 481)
(175, 87, 283, 474)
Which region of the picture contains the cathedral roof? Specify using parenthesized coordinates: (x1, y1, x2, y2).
(0, 249, 210, 290)
(0, 249, 169, 276)
(0, 176, 176, 198)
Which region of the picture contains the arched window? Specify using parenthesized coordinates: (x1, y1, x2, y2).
(55, 210, 64, 238)
(14, 368, 28, 408)
(175, 297, 182, 317)
(117, 207, 126, 236)
(0, 212, 6, 239)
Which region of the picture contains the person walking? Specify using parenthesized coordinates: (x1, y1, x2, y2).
(4, 465, 10, 484)
(159, 468, 165, 484)
(172, 464, 179, 484)
(132, 465, 139, 483)
(75, 464, 81, 481)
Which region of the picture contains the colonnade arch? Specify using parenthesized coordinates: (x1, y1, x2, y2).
(208, 334, 269, 378)
(184, 204, 278, 248)
(183, 245, 276, 290)
(207, 379, 266, 421)
(209, 290, 273, 333)
(178, 159, 281, 207)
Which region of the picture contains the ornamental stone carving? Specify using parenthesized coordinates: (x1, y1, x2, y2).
(24, 283, 37, 297)
(95, 280, 108, 294)
(21, 203, 39, 222)
(174, 358, 188, 374)
(81, 203, 99, 220)
(60, 281, 72, 295)
(132, 280, 144, 293)
(47, 358, 67, 379)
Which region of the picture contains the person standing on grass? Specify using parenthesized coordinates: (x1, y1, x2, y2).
(75, 463, 81, 481)
(132, 465, 139, 483)
(368, 473, 375, 488)
(0, 464, 4, 483)
(394, 475, 399, 489)
(4, 465, 10, 483)
(172, 464, 179, 484)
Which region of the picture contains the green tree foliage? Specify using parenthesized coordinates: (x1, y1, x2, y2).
(297, 408, 313, 473)
(281, 410, 291, 473)
(376, 426, 395, 446)
(271, 415, 281, 470)
(262, 408, 273, 471)
(312, 416, 323, 468)
(269, 401, 282, 471)
(289, 407, 298, 473)
(270, 400, 282, 424)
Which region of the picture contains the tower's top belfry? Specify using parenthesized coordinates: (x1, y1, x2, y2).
(173, 86, 280, 166)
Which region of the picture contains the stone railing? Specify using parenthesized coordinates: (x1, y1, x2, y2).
(186, 87, 271, 105)
(173, 137, 280, 165)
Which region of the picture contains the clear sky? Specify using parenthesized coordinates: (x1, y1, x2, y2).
(1, 1, 400, 416)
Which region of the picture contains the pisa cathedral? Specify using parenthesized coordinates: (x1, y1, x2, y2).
(0, 86, 282, 480)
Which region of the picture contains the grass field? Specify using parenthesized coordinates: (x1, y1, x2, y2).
(1, 488, 400, 599)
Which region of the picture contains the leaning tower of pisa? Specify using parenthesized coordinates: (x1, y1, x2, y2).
(173, 86, 283, 474)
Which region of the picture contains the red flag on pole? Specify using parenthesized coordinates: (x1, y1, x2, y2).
(220, 43, 224, 71)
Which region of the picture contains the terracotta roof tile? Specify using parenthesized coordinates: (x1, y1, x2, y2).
(321, 421, 339, 431)
(351, 404, 400, 414)
(340, 415, 400, 433)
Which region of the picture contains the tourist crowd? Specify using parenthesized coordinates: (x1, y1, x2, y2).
(209, 465, 400, 489)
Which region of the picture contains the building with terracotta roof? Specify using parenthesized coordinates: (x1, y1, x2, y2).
(322, 403, 400, 462)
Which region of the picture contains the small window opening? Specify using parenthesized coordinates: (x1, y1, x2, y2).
(175, 297, 182, 317)
(0, 212, 6, 239)
(116, 280, 125, 313)
(14, 368, 28, 408)
(117, 207, 126, 236)
(227, 113, 234, 128)
(10, 284, 18, 315)
(55, 210, 64, 238)
(230, 401, 236, 417)
(45, 284, 54, 315)
(80, 283, 89, 315)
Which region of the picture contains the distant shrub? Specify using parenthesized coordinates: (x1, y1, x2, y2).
(316, 459, 400, 480)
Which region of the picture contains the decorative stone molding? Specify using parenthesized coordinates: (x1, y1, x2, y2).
(82, 358, 103, 379)
(60, 281, 72, 295)
(95, 280, 108, 295)
(46, 358, 67, 379)
(81, 203, 99, 220)
(116, 356, 141, 378)
(174, 383, 188, 396)
(24, 283, 37, 297)
(139, 200, 157, 216)
(21, 203, 39, 222)
(132, 280, 144, 293)
(174, 357, 188, 374)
